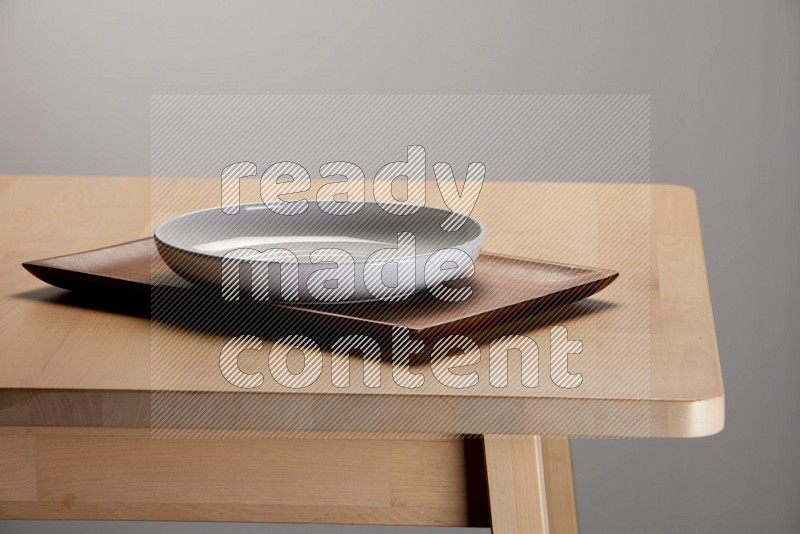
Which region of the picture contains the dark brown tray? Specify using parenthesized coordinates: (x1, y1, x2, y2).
(23, 238, 617, 339)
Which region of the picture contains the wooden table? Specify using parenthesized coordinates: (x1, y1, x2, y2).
(0, 175, 724, 532)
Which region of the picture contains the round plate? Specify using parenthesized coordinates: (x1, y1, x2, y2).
(155, 201, 486, 303)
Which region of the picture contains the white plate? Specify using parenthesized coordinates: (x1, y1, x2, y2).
(155, 201, 486, 303)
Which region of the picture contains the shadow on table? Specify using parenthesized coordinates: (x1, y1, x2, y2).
(13, 286, 618, 361)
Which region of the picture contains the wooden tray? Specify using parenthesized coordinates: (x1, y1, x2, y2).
(23, 238, 618, 339)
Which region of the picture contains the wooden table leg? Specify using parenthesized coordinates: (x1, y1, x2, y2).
(540, 437, 579, 533)
(483, 435, 578, 534)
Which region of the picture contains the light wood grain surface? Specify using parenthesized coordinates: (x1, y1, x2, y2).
(541, 437, 580, 533)
(484, 435, 550, 533)
(0, 426, 473, 526)
(0, 175, 724, 438)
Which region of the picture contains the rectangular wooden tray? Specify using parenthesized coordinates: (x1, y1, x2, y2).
(23, 238, 617, 339)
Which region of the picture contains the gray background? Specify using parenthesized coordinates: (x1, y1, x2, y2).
(1, 1, 798, 533)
